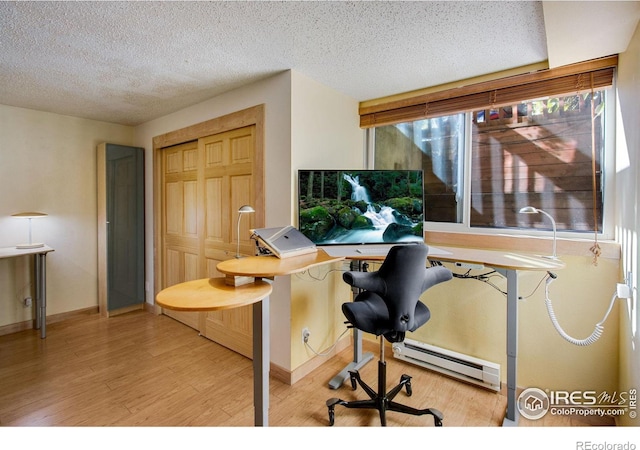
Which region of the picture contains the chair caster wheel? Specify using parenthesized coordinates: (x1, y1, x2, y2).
(326, 398, 341, 426)
(349, 371, 358, 390)
(431, 408, 444, 426)
(401, 374, 412, 396)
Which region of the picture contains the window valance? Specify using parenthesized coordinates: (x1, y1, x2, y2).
(359, 55, 618, 128)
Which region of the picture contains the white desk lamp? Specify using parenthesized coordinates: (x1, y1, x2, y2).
(518, 206, 558, 259)
(236, 205, 255, 258)
(12, 212, 47, 249)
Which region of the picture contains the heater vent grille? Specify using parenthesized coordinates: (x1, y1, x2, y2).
(393, 339, 501, 392)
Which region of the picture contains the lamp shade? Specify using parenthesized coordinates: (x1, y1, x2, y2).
(12, 212, 47, 249)
(518, 206, 538, 214)
(12, 212, 48, 218)
(236, 205, 255, 258)
(518, 206, 558, 259)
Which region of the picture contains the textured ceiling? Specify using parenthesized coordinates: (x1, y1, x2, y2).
(0, 1, 637, 126)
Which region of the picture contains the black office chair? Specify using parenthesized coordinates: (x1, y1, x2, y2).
(326, 243, 452, 426)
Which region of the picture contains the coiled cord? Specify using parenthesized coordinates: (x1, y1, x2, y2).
(545, 272, 618, 346)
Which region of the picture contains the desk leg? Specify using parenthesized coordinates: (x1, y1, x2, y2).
(497, 268, 519, 426)
(253, 295, 269, 426)
(329, 260, 374, 389)
(328, 328, 374, 389)
(34, 253, 47, 339)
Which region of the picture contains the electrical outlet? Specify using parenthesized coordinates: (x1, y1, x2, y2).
(617, 283, 631, 299)
(302, 327, 310, 344)
(23, 297, 32, 308)
(617, 272, 633, 299)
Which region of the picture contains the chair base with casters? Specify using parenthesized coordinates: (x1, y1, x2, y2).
(326, 338, 444, 427)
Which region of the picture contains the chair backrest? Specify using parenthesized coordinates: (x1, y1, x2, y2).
(343, 244, 452, 337)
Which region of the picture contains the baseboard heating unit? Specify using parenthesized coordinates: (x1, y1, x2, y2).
(392, 339, 501, 392)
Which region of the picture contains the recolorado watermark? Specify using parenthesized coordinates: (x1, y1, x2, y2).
(517, 387, 637, 420)
(576, 442, 636, 450)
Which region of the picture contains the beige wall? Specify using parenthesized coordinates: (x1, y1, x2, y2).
(289, 71, 363, 370)
(0, 105, 134, 326)
(615, 20, 640, 427)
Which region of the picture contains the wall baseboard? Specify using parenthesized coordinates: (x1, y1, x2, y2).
(106, 303, 145, 317)
(270, 336, 351, 385)
(0, 306, 98, 337)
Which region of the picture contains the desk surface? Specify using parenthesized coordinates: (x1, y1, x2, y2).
(216, 245, 564, 274)
(348, 244, 565, 271)
(430, 245, 566, 271)
(0, 245, 54, 259)
(156, 277, 273, 312)
(217, 249, 344, 278)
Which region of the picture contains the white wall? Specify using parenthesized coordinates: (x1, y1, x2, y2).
(615, 21, 640, 427)
(0, 105, 134, 326)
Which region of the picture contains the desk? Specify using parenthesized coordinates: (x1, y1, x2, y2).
(0, 245, 54, 338)
(432, 246, 564, 426)
(357, 245, 565, 426)
(156, 277, 273, 426)
(183, 249, 343, 426)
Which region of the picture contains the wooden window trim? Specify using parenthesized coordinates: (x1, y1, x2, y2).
(360, 55, 618, 128)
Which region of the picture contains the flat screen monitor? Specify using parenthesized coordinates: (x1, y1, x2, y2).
(297, 169, 424, 246)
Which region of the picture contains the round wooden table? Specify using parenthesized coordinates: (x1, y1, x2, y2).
(156, 277, 273, 426)
(156, 277, 272, 311)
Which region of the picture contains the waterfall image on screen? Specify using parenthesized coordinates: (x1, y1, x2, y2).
(298, 170, 424, 245)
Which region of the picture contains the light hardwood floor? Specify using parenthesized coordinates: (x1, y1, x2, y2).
(0, 310, 614, 427)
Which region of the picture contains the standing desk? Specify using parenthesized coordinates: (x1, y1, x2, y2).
(350, 245, 565, 426)
(0, 245, 54, 338)
(156, 249, 344, 427)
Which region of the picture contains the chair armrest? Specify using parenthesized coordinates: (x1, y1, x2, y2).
(421, 266, 453, 292)
(343, 270, 386, 295)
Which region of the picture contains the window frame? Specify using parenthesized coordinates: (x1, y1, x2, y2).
(365, 85, 617, 242)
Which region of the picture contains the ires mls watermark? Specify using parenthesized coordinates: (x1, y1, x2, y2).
(517, 387, 637, 420)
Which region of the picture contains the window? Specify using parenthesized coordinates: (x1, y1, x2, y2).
(469, 93, 605, 232)
(364, 57, 616, 237)
(374, 114, 465, 224)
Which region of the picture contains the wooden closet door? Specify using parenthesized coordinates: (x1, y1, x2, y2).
(160, 126, 256, 358)
(161, 141, 201, 330)
(201, 126, 256, 358)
